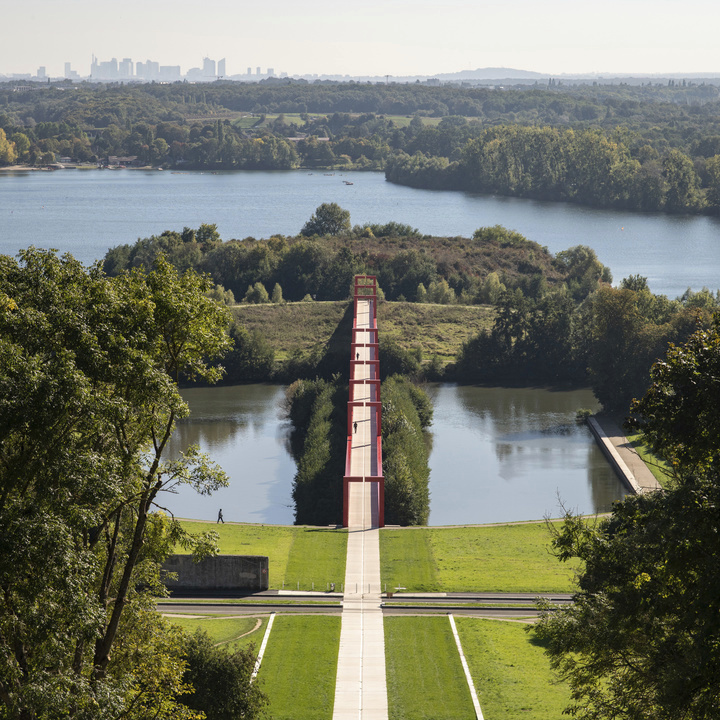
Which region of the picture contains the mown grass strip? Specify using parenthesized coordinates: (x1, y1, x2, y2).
(428, 524, 578, 593)
(257, 615, 341, 720)
(384, 616, 475, 720)
(380, 523, 577, 593)
(166, 616, 268, 651)
(178, 522, 347, 589)
(380, 528, 439, 592)
(455, 618, 571, 720)
(284, 527, 347, 591)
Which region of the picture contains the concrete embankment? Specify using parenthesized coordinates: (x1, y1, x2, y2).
(588, 416, 662, 494)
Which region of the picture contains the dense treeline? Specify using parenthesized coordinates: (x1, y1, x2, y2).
(104, 220, 607, 307)
(455, 276, 720, 410)
(284, 375, 432, 525)
(386, 124, 718, 214)
(5, 80, 720, 213)
(285, 378, 347, 525)
(104, 219, 615, 385)
(381, 376, 432, 525)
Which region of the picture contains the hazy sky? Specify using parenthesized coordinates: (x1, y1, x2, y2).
(3, 0, 719, 78)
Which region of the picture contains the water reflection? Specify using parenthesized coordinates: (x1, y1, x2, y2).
(163, 385, 296, 525)
(425, 384, 626, 525)
(161, 383, 626, 526)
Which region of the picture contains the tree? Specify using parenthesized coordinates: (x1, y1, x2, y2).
(180, 630, 268, 719)
(534, 319, 720, 719)
(534, 482, 720, 720)
(628, 313, 720, 473)
(663, 149, 703, 213)
(243, 281, 270, 303)
(300, 202, 351, 236)
(0, 251, 232, 718)
(0, 128, 17, 165)
(271, 282, 283, 303)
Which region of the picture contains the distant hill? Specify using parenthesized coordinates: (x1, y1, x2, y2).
(434, 67, 546, 81)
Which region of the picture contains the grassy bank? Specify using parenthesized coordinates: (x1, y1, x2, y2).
(166, 616, 268, 652)
(457, 618, 570, 719)
(178, 520, 577, 593)
(380, 523, 579, 593)
(258, 615, 341, 720)
(625, 432, 674, 488)
(385, 616, 475, 720)
(235, 300, 494, 366)
(178, 522, 347, 591)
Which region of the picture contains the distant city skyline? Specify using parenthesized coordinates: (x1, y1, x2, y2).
(2, 0, 720, 79)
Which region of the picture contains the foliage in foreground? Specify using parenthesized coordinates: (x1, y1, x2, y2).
(534, 317, 720, 719)
(0, 251, 236, 719)
(180, 630, 268, 720)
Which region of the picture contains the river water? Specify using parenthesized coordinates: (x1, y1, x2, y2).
(162, 384, 623, 526)
(1, 168, 720, 298)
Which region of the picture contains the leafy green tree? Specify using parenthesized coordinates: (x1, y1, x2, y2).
(0, 128, 17, 165)
(243, 281, 270, 304)
(0, 251, 231, 719)
(271, 282, 283, 303)
(300, 202, 351, 236)
(663, 149, 703, 213)
(628, 313, 720, 472)
(534, 481, 720, 720)
(223, 324, 275, 383)
(180, 630, 268, 719)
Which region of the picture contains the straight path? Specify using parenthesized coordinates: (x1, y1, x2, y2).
(333, 297, 388, 720)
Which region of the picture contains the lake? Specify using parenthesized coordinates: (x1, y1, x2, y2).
(1, 169, 679, 524)
(1, 168, 720, 298)
(162, 384, 624, 526)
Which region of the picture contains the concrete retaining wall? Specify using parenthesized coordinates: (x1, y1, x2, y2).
(587, 418, 642, 494)
(163, 555, 269, 594)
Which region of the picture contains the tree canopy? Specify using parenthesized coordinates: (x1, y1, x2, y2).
(534, 316, 720, 719)
(0, 250, 240, 718)
(300, 202, 352, 236)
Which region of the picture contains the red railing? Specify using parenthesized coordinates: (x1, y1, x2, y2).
(343, 275, 384, 527)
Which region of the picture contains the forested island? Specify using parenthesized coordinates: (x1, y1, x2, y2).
(3, 80, 720, 214)
(103, 210, 720, 413)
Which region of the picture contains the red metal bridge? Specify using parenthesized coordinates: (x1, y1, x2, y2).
(343, 275, 384, 529)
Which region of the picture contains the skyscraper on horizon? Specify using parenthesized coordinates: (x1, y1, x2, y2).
(203, 57, 216, 78)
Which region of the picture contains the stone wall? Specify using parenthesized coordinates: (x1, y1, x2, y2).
(163, 555, 269, 594)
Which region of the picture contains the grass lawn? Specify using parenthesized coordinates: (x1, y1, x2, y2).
(625, 432, 674, 488)
(379, 302, 495, 365)
(234, 301, 494, 366)
(384, 616, 475, 720)
(234, 301, 347, 361)
(380, 524, 579, 593)
(380, 529, 439, 592)
(284, 527, 348, 591)
(178, 522, 347, 590)
(258, 615, 341, 720)
(456, 618, 571, 719)
(165, 616, 268, 651)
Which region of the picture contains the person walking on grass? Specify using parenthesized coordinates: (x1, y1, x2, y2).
(217, 508, 224, 523)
